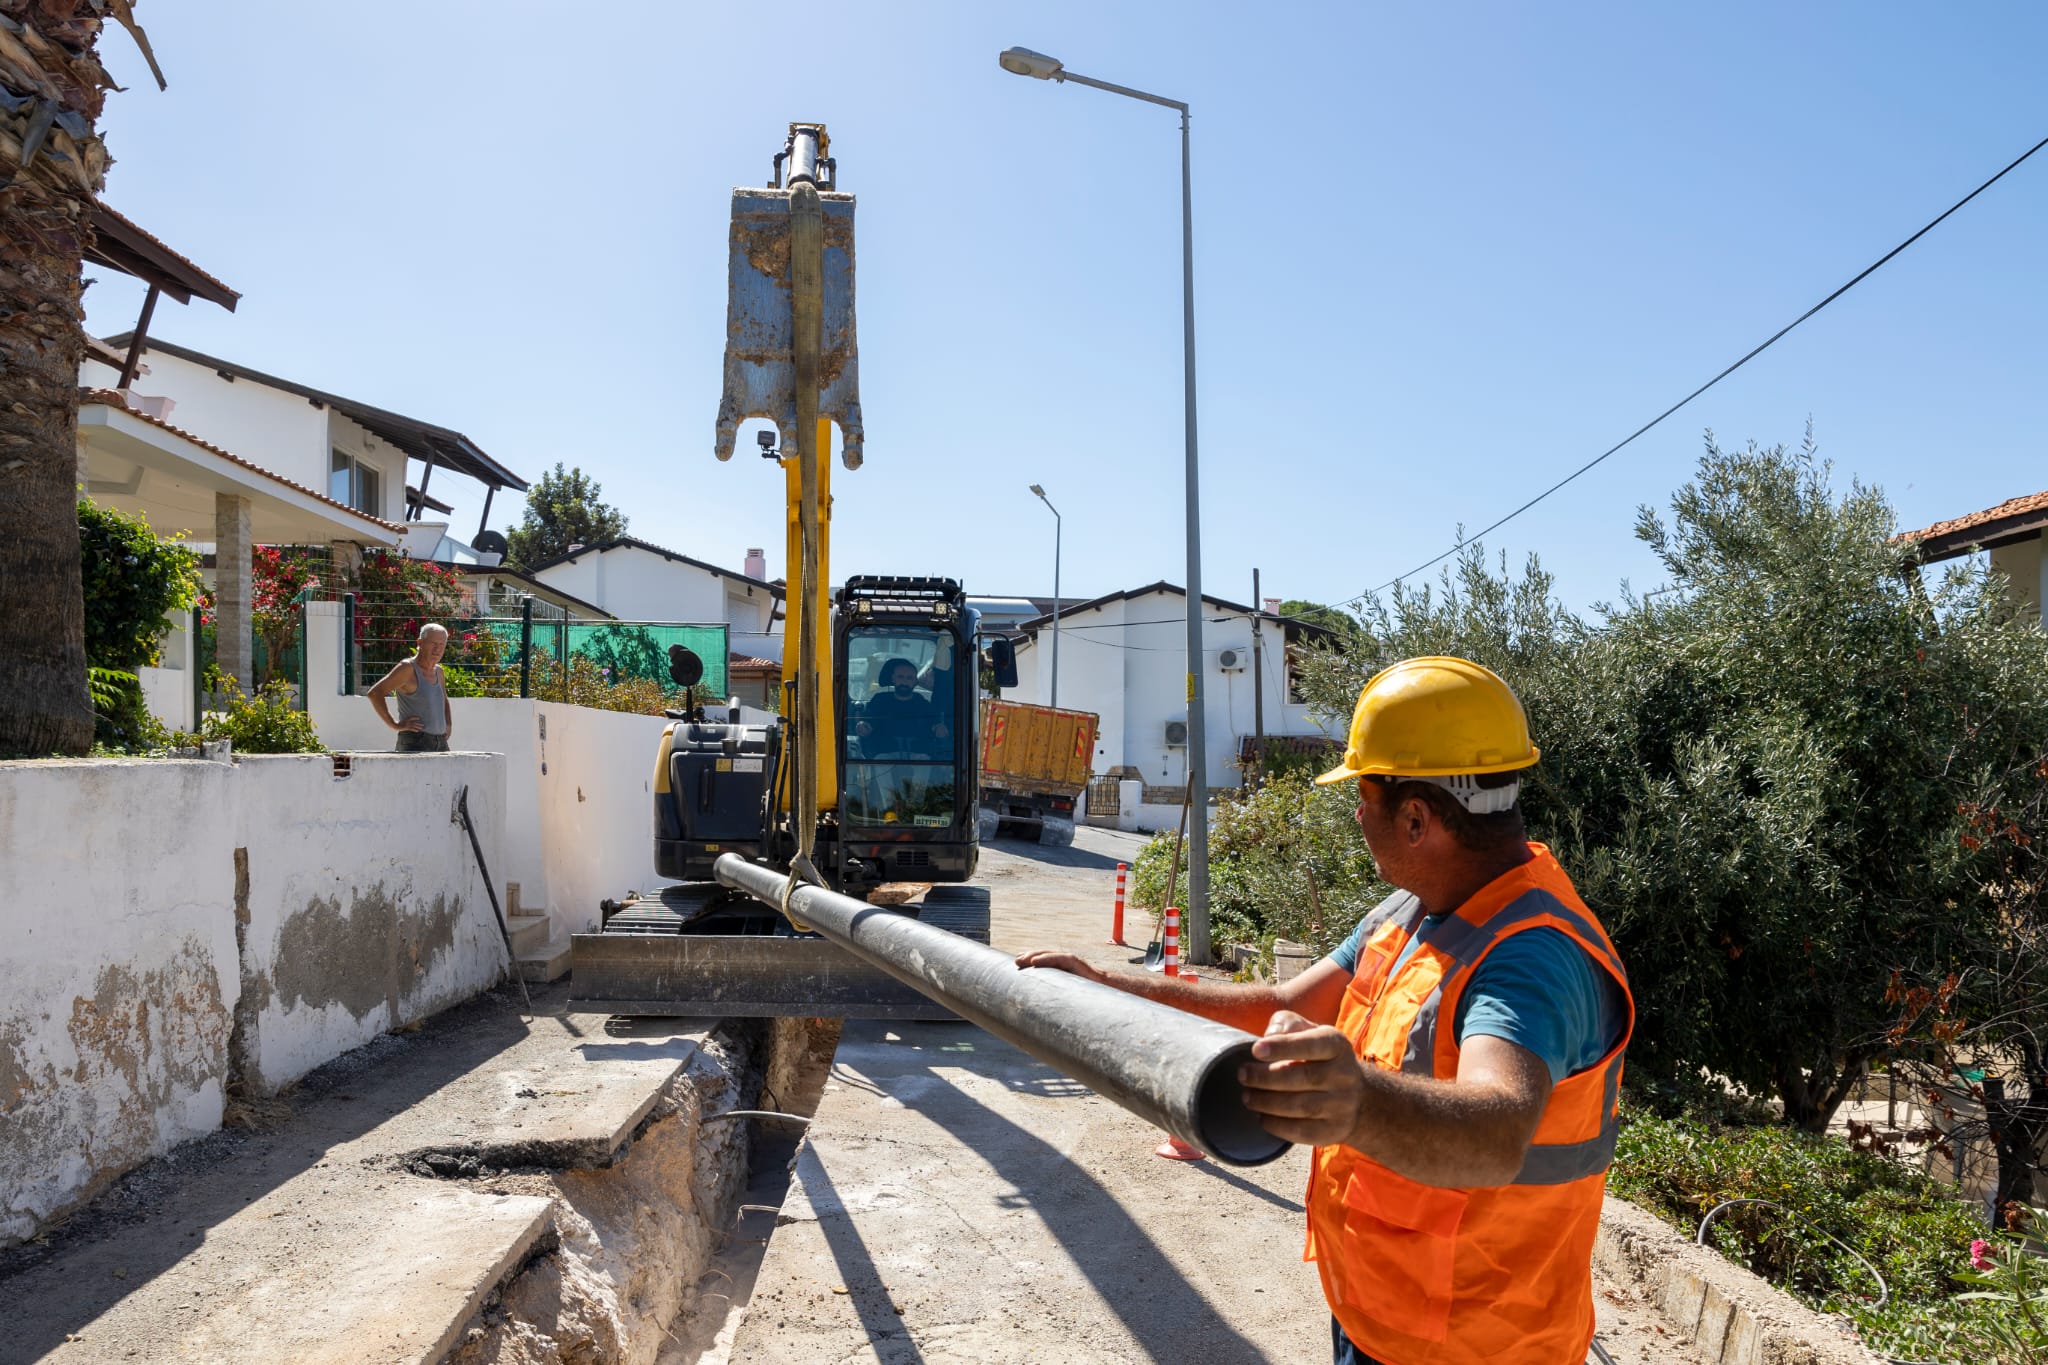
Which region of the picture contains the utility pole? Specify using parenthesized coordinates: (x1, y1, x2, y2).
(1251, 568, 1265, 783)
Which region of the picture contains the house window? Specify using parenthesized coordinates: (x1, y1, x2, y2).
(329, 450, 382, 516)
(1285, 645, 1308, 705)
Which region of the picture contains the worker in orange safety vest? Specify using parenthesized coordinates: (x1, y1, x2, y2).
(1017, 656, 1633, 1364)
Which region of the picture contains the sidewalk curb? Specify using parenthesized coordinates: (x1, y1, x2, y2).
(1596, 1197, 1884, 1365)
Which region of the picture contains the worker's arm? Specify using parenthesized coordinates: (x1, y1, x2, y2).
(365, 661, 422, 732)
(1239, 1013, 1551, 1187)
(1013, 951, 1352, 1036)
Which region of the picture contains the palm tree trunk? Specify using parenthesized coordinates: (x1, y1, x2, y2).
(0, 2, 120, 755)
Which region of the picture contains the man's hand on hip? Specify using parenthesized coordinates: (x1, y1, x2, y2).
(1239, 1010, 1369, 1147)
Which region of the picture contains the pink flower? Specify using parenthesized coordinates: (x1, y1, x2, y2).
(1971, 1239, 1994, 1271)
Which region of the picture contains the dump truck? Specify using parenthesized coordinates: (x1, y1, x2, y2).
(568, 124, 1019, 1019)
(977, 698, 1098, 848)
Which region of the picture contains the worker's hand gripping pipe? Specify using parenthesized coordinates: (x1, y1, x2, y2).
(713, 853, 1290, 1166)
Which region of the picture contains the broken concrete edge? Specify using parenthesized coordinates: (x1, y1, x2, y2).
(443, 1016, 837, 1362)
(1596, 1196, 1886, 1365)
(397, 1058, 694, 1177)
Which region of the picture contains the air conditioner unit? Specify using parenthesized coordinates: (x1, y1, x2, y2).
(1217, 647, 1246, 671)
(1164, 719, 1188, 747)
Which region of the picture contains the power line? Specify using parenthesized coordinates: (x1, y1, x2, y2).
(1351, 128, 2048, 604)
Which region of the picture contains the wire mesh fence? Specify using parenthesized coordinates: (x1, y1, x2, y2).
(200, 545, 736, 713)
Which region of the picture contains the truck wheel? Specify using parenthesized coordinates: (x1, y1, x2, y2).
(976, 807, 1001, 843)
(1037, 815, 1075, 848)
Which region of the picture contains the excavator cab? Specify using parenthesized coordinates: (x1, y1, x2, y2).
(832, 576, 981, 889)
(649, 576, 982, 899)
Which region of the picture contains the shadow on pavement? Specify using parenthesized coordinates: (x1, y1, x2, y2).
(985, 835, 1136, 872)
(848, 1022, 1281, 1365)
(798, 1151, 930, 1365)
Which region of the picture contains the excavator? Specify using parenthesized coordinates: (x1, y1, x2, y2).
(568, 125, 1018, 1019)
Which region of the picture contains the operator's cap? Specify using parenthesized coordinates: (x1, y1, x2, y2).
(1316, 656, 1540, 788)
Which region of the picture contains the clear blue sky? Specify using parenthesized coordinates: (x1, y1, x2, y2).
(83, 2, 2048, 616)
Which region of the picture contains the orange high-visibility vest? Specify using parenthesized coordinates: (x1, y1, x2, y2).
(1306, 844, 1633, 1365)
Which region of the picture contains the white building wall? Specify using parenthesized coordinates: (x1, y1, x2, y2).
(1990, 538, 2045, 623)
(1011, 589, 1334, 793)
(82, 351, 332, 498)
(531, 547, 783, 660)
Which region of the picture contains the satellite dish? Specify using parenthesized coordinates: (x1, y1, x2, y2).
(473, 530, 510, 558)
(668, 645, 705, 688)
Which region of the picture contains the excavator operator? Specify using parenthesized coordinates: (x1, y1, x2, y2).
(854, 657, 949, 758)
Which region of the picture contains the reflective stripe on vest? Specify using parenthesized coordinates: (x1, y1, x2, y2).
(1307, 846, 1635, 1363)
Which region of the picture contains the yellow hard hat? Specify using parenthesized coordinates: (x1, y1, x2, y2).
(1314, 656, 1540, 785)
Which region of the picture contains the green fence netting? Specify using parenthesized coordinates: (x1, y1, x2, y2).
(472, 619, 729, 697)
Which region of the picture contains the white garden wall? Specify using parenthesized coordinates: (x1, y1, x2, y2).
(0, 751, 508, 1247)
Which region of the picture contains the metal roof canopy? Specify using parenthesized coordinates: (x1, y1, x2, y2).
(99, 334, 530, 495)
(86, 203, 241, 311)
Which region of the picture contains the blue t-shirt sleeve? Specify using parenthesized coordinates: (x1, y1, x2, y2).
(1454, 927, 1623, 1085)
(1329, 916, 1371, 973)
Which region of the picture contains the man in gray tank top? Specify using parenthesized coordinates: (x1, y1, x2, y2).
(368, 623, 454, 752)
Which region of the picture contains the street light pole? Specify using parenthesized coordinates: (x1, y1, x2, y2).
(1029, 484, 1062, 711)
(1000, 47, 1211, 964)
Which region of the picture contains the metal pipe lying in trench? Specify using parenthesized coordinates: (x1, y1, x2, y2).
(712, 853, 1289, 1166)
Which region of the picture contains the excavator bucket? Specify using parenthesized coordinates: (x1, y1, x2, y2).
(714, 124, 864, 468)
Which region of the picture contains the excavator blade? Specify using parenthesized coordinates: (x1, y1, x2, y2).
(714, 186, 864, 468)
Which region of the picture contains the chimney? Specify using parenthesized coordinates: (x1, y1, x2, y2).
(1263, 597, 1282, 616)
(745, 547, 767, 580)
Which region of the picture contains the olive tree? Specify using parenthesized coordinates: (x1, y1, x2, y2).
(1298, 433, 2048, 1133)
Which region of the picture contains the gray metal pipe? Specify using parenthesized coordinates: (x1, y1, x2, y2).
(712, 854, 1288, 1166)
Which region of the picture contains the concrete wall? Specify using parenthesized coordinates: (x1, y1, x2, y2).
(137, 610, 198, 732)
(1009, 589, 1335, 791)
(0, 751, 508, 1247)
(307, 611, 667, 933)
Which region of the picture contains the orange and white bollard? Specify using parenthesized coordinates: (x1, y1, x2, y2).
(1109, 862, 1127, 944)
(1162, 905, 1181, 978)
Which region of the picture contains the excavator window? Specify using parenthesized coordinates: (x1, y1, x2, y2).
(844, 628, 957, 828)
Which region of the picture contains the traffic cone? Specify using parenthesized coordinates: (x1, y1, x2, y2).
(1155, 1133, 1206, 1161)
(1109, 862, 1127, 945)
(1162, 905, 1181, 978)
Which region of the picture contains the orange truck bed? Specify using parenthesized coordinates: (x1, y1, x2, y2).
(978, 699, 1098, 798)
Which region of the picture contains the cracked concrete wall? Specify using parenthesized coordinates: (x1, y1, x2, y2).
(235, 754, 508, 1094)
(0, 752, 509, 1247)
(0, 759, 240, 1247)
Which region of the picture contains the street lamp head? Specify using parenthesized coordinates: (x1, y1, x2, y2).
(1029, 483, 1045, 498)
(999, 47, 1064, 81)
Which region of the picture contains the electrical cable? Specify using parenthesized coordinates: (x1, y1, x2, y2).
(1695, 1196, 1889, 1309)
(1355, 129, 2048, 603)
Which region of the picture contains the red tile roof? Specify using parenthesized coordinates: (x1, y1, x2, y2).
(729, 654, 781, 671)
(1897, 488, 2048, 563)
(79, 387, 403, 535)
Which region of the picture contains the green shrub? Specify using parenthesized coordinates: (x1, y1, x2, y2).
(202, 681, 325, 754)
(87, 666, 176, 753)
(1130, 774, 1384, 961)
(1607, 1108, 2046, 1357)
(79, 499, 202, 670)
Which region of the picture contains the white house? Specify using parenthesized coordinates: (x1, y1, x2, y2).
(1005, 582, 1338, 794)
(526, 538, 784, 664)
(77, 335, 532, 701)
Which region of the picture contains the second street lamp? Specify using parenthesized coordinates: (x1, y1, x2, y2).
(1029, 484, 1061, 711)
(1000, 46, 1213, 965)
